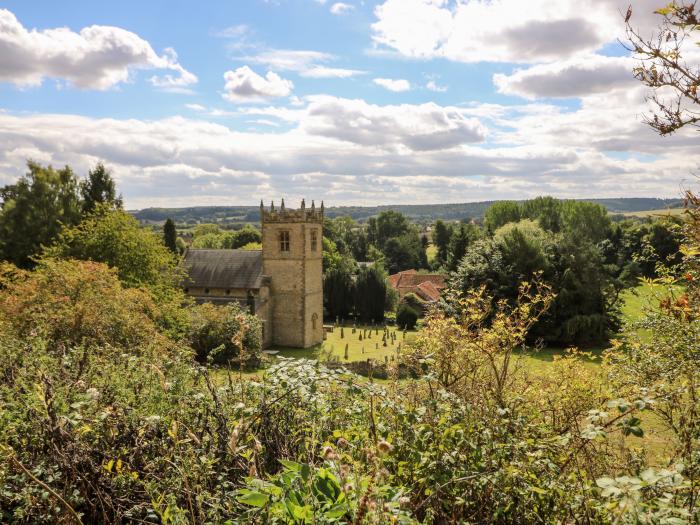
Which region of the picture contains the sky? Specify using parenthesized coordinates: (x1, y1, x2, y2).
(0, 0, 697, 209)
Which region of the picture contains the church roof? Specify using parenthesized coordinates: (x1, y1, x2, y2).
(183, 249, 263, 290)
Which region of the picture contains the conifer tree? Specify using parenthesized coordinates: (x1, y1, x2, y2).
(163, 218, 178, 254)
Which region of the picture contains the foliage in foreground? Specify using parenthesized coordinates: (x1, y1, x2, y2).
(1, 253, 698, 523)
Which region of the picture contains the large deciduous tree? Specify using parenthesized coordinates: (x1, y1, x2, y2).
(46, 207, 181, 296)
(0, 162, 82, 268)
(484, 201, 522, 232)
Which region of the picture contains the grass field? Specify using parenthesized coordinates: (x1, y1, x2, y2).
(274, 325, 417, 363)
(621, 207, 685, 218)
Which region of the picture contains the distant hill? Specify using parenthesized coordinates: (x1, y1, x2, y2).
(132, 198, 684, 225)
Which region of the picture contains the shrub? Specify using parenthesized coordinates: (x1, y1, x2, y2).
(186, 302, 262, 366)
(0, 258, 172, 352)
(400, 292, 425, 315)
(396, 303, 419, 330)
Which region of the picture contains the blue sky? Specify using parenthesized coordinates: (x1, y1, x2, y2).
(0, 0, 696, 208)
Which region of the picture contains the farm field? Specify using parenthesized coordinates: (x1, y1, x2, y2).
(621, 207, 685, 218)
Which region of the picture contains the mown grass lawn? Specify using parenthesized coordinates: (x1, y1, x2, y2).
(274, 325, 418, 363)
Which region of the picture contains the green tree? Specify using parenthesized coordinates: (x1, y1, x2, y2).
(322, 237, 344, 273)
(163, 218, 179, 254)
(231, 225, 261, 249)
(432, 220, 453, 265)
(383, 232, 425, 273)
(368, 211, 410, 248)
(324, 266, 355, 321)
(561, 201, 611, 244)
(494, 220, 550, 283)
(447, 224, 481, 271)
(396, 302, 419, 330)
(484, 201, 522, 232)
(522, 196, 563, 232)
(354, 266, 387, 322)
(46, 207, 181, 295)
(193, 223, 221, 238)
(80, 162, 122, 214)
(191, 232, 226, 249)
(0, 162, 82, 268)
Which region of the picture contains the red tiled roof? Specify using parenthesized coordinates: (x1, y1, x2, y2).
(388, 270, 446, 302)
(415, 281, 442, 302)
(397, 274, 445, 289)
(389, 269, 417, 288)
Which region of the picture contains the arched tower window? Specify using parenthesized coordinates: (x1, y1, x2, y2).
(279, 230, 290, 252)
(312, 312, 318, 330)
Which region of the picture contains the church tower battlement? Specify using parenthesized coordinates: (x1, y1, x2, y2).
(261, 199, 324, 348)
(260, 198, 324, 224)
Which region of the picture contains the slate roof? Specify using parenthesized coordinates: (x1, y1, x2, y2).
(183, 249, 263, 290)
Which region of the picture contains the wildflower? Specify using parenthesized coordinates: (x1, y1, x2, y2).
(322, 445, 338, 460)
(377, 440, 393, 456)
(86, 387, 100, 401)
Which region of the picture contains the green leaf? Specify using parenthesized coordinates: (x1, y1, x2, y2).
(279, 459, 302, 472)
(238, 490, 269, 507)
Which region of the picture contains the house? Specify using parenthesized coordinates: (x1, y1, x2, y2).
(388, 269, 446, 302)
(182, 200, 323, 348)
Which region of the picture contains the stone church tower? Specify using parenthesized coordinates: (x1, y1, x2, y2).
(261, 199, 324, 347)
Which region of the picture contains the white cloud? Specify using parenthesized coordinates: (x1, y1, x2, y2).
(0, 90, 694, 208)
(0, 8, 196, 90)
(185, 103, 207, 111)
(214, 24, 250, 38)
(371, 0, 626, 63)
(222, 66, 293, 103)
(300, 95, 486, 149)
(373, 78, 411, 92)
(303, 66, 365, 78)
(426, 80, 447, 92)
(330, 3, 354, 15)
(240, 48, 365, 78)
(494, 55, 635, 99)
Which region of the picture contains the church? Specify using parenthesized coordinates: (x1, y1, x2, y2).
(182, 200, 324, 348)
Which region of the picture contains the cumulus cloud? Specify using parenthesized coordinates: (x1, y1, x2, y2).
(330, 3, 354, 15)
(300, 96, 486, 150)
(371, 0, 625, 63)
(0, 8, 196, 90)
(240, 48, 365, 78)
(494, 55, 635, 99)
(373, 78, 411, 92)
(222, 66, 293, 103)
(0, 89, 694, 208)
